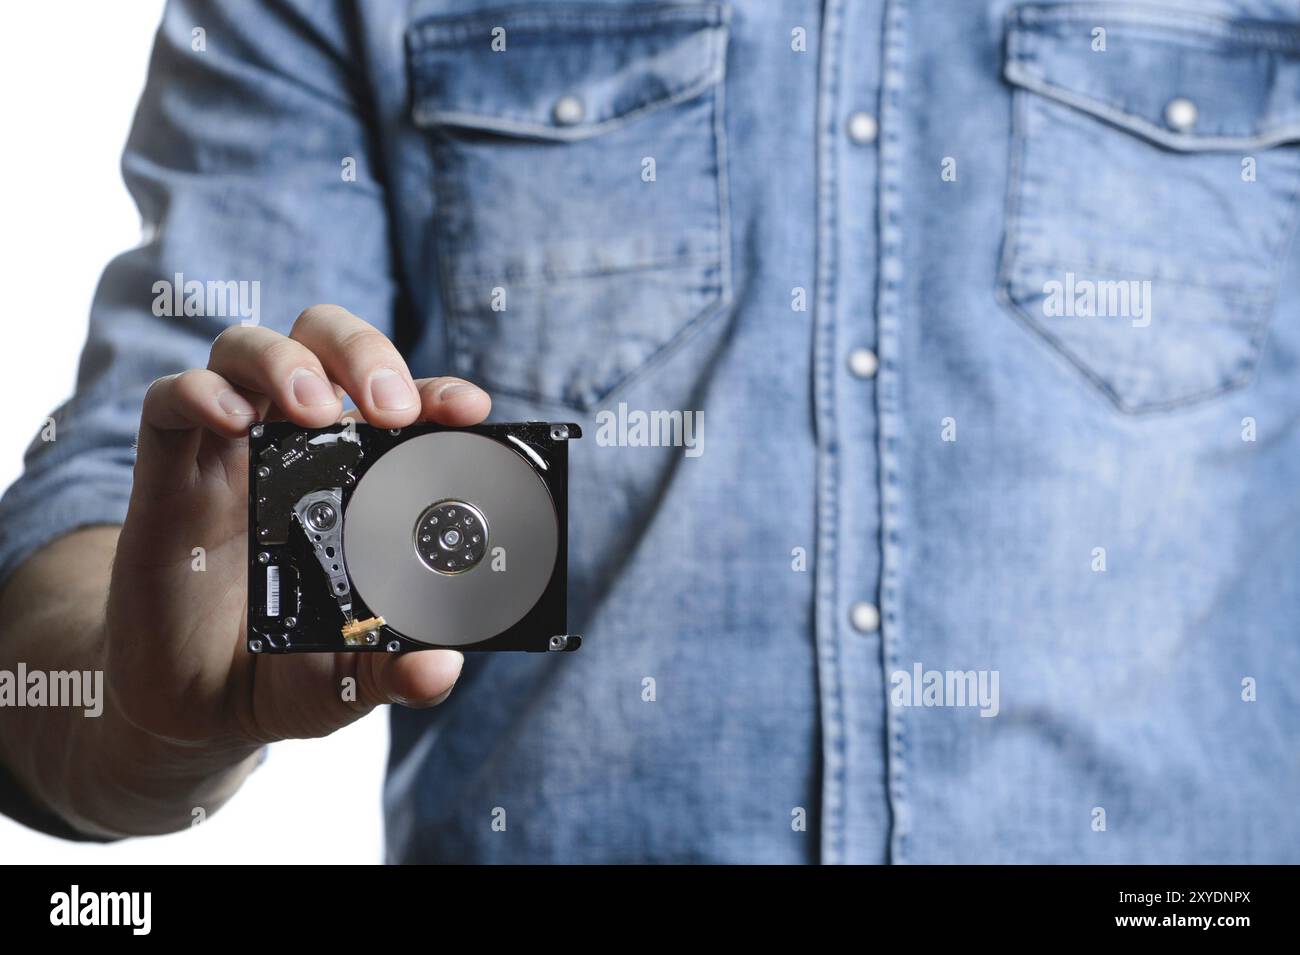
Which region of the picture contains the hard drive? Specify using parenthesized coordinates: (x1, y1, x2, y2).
(246, 420, 581, 653)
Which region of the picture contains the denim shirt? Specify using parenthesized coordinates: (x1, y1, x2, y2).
(2, 0, 1299, 863)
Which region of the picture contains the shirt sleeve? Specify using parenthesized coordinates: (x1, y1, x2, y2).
(0, 0, 398, 837)
(0, 0, 399, 589)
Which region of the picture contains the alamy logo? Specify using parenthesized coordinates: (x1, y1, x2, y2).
(152, 271, 261, 326)
(595, 402, 703, 458)
(50, 886, 151, 935)
(0, 664, 102, 717)
(890, 663, 1000, 717)
(1042, 272, 1151, 328)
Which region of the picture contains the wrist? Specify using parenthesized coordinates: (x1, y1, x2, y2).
(55, 628, 263, 838)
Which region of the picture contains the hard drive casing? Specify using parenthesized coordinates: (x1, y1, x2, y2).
(246, 421, 580, 653)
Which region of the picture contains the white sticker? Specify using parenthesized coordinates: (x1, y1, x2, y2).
(266, 565, 281, 617)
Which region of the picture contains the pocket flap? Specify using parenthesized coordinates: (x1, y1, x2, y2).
(1004, 3, 1300, 151)
(408, 2, 728, 141)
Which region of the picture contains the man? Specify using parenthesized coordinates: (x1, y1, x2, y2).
(1, 0, 1297, 863)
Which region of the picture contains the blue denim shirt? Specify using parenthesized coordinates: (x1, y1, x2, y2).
(3, 0, 1299, 862)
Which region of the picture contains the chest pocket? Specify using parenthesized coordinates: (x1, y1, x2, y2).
(998, 3, 1300, 413)
(407, 3, 731, 411)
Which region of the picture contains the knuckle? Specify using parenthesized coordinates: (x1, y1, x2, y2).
(142, 373, 179, 405)
(337, 327, 397, 364)
(261, 337, 308, 371)
(209, 324, 247, 356)
(172, 368, 209, 398)
(291, 303, 344, 336)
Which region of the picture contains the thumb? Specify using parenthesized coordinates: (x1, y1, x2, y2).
(353, 649, 465, 711)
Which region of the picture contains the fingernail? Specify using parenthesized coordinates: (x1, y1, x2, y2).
(370, 368, 416, 410)
(437, 380, 481, 402)
(216, 389, 256, 417)
(290, 368, 336, 407)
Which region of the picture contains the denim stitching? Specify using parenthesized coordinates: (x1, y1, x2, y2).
(411, 66, 727, 141)
(813, 0, 847, 867)
(448, 253, 724, 289)
(409, 3, 728, 47)
(878, 0, 911, 866)
(1011, 2, 1300, 52)
(1004, 66, 1300, 153)
(1241, 141, 1300, 400)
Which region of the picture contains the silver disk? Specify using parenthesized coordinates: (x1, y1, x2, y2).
(342, 432, 558, 646)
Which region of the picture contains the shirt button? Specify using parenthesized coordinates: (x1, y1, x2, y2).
(553, 95, 585, 126)
(846, 111, 878, 145)
(850, 602, 881, 633)
(848, 347, 879, 379)
(1164, 97, 1198, 132)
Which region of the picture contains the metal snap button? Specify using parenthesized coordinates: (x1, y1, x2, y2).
(1164, 97, 1198, 132)
(848, 348, 879, 379)
(850, 602, 881, 633)
(553, 94, 585, 126)
(847, 111, 879, 145)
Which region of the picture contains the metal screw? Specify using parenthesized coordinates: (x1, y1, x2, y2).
(551, 425, 569, 440)
(548, 635, 568, 651)
(249, 639, 264, 653)
(256, 551, 270, 564)
(306, 501, 337, 531)
(386, 640, 400, 653)
(365, 630, 378, 645)
(250, 424, 264, 438)
(256, 465, 271, 479)
(389, 428, 401, 436)
(283, 616, 297, 628)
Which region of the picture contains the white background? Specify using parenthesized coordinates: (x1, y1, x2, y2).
(0, 4, 388, 863)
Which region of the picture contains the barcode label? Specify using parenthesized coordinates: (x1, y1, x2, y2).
(266, 565, 281, 617)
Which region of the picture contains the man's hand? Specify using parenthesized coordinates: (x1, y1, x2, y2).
(0, 305, 491, 837)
